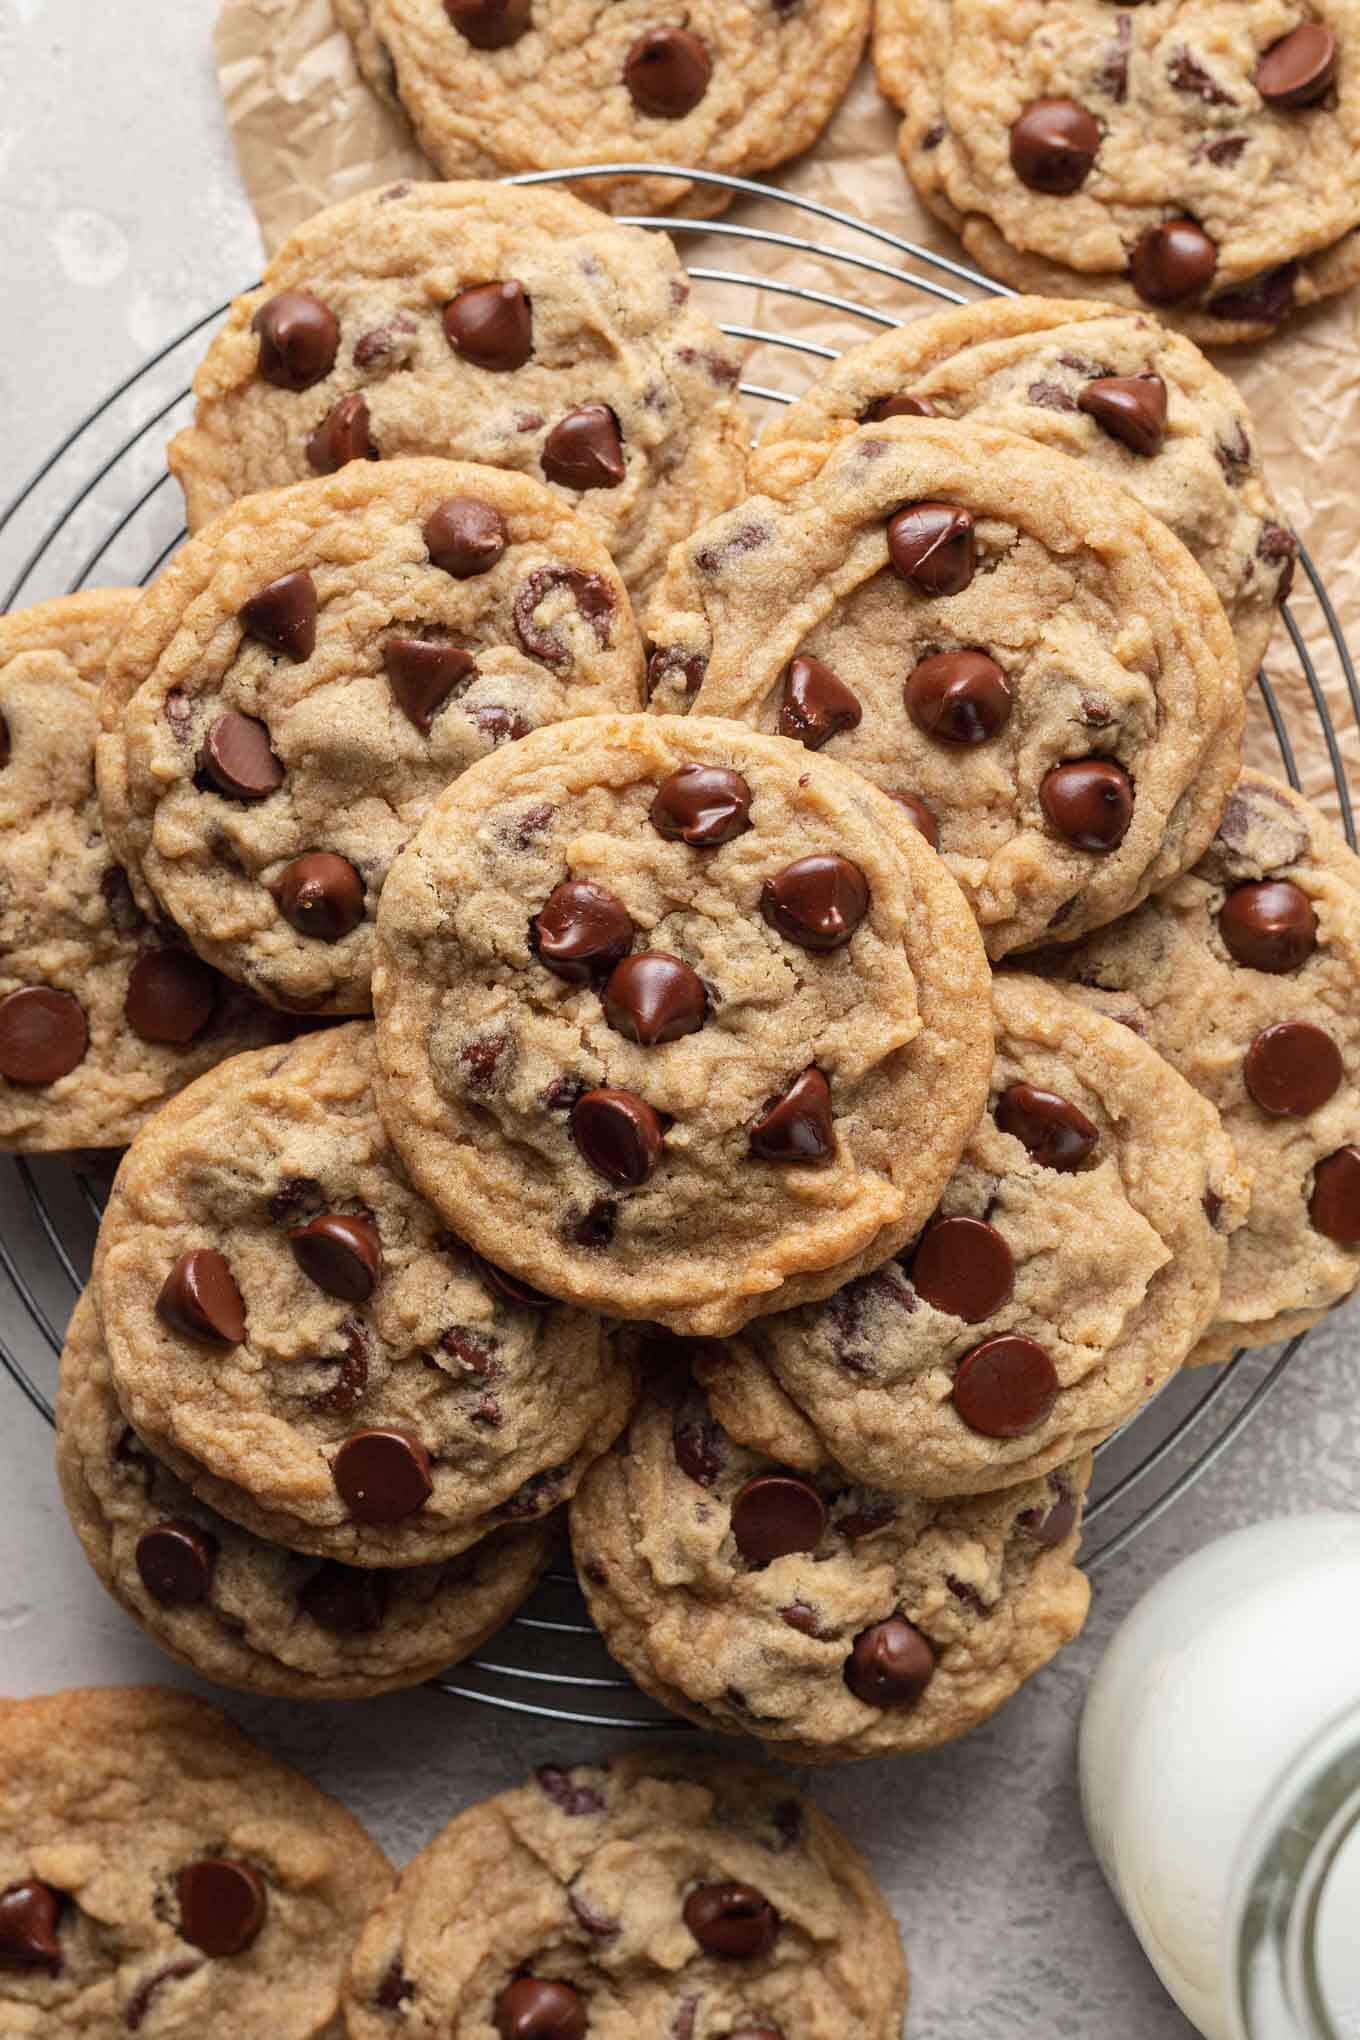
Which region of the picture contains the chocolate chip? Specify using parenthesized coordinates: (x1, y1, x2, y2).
(443, 281, 532, 370)
(1129, 220, 1217, 304)
(0, 1881, 62, 1970)
(513, 565, 615, 666)
(269, 1176, 322, 1225)
(306, 393, 379, 474)
(953, 1334, 1060, 1437)
(473, 1254, 553, 1308)
(683, 1883, 779, 1960)
(905, 648, 1012, 744)
(542, 405, 625, 490)
(1009, 98, 1101, 193)
(911, 1215, 1014, 1322)
(1095, 14, 1131, 100)
(1029, 379, 1079, 413)
(1040, 758, 1134, 848)
(602, 952, 707, 1045)
(844, 1616, 936, 1707)
(569, 1888, 619, 1938)
(1078, 373, 1167, 455)
(731, 1473, 826, 1564)
(779, 653, 862, 749)
(1208, 263, 1299, 327)
(445, 0, 530, 46)
(252, 292, 338, 390)
(1167, 48, 1236, 103)
(0, 985, 88, 1084)
(624, 26, 712, 115)
(124, 1959, 201, 2029)
(536, 1765, 605, 1816)
(650, 765, 752, 846)
(289, 1213, 383, 1301)
(749, 1067, 834, 1162)
(1255, 22, 1337, 106)
(470, 703, 531, 747)
(865, 391, 937, 421)
(1219, 879, 1317, 972)
(694, 522, 771, 575)
(156, 1249, 246, 1344)
(674, 1404, 726, 1485)
(126, 945, 215, 1047)
(568, 1197, 617, 1247)
(887, 500, 976, 594)
(353, 314, 417, 368)
(572, 1088, 664, 1186)
(0, 714, 9, 770)
(375, 1959, 415, 2009)
(532, 879, 634, 983)
(761, 854, 869, 951)
(176, 1859, 266, 1958)
(239, 570, 317, 663)
(300, 1561, 388, 1633)
(1243, 1021, 1343, 1117)
(135, 1520, 218, 1606)
(460, 1031, 513, 1094)
(269, 852, 365, 942)
(1202, 134, 1248, 166)
(332, 1429, 433, 1523)
(646, 647, 707, 703)
(1310, 1147, 1360, 1243)
(1019, 1485, 1078, 1548)
(887, 791, 940, 847)
(494, 1977, 587, 2039)
(311, 1318, 373, 1415)
(424, 496, 509, 578)
(996, 1082, 1098, 1170)
(1258, 522, 1298, 604)
(199, 712, 285, 800)
(384, 638, 474, 732)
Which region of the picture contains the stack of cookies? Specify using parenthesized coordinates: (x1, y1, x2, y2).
(5, 178, 1359, 1766)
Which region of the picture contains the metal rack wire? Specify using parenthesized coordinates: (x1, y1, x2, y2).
(0, 166, 1353, 1728)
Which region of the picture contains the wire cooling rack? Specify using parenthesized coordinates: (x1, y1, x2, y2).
(1, 166, 1355, 1729)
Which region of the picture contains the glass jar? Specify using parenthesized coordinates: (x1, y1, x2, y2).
(1079, 1515, 1360, 2040)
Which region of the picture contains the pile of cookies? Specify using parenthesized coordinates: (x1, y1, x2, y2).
(4, 176, 1360, 1783)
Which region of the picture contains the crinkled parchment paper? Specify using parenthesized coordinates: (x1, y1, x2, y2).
(216, 0, 1359, 814)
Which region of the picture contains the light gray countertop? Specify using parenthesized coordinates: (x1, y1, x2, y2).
(2, 5, 1358, 2034)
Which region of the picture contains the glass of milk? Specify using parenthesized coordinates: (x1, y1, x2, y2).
(1080, 1515, 1360, 2040)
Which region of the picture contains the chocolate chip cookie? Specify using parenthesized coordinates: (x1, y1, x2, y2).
(339, 0, 869, 222)
(694, 972, 1245, 1496)
(167, 180, 748, 598)
(877, 0, 1360, 342)
(343, 1751, 908, 2036)
(0, 1683, 391, 2036)
(56, 1289, 554, 1699)
(95, 1024, 635, 1566)
(749, 295, 1294, 684)
(372, 711, 993, 1336)
(647, 415, 1243, 959)
(0, 591, 291, 1150)
(570, 1357, 1091, 1761)
(1032, 770, 1360, 1359)
(98, 459, 642, 1015)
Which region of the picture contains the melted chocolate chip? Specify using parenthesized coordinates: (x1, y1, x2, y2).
(300, 1562, 388, 1634)
(513, 565, 615, 666)
(761, 854, 869, 951)
(290, 1213, 383, 1301)
(176, 1859, 266, 1957)
(779, 653, 862, 749)
(1040, 758, 1134, 848)
(1078, 373, 1167, 455)
(646, 647, 708, 703)
(424, 496, 509, 578)
(269, 852, 365, 942)
(1167, 48, 1236, 103)
(674, 1406, 726, 1485)
(1010, 98, 1101, 192)
(731, 1472, 826, 1564)
(1243, 1021, 1343, 1117)
(888, 791, 940, 846)
(135, 1521, 218, 1606)
(252, 292, 338, 390)
(844, 1616, 936, 1707)
(332, 1429, 434, 1523)
(541, 405, 625, 490)
(532, 879, 635, 983)
(571, 1088, 664, 1186)
(124, 950, 218, 1046)
(1219, 880, 1317, 972)
(1208, 263, 1298, 326)
(156, 1249, 246, 1345)
(683, 1883, 779, 1960)
(905, 648, 1012, 744)
(995, 1082, 1098, 1170)
(239, 571, 317, 663)
(624, 26, 712, 114)
(911, 1215, 1014, 1322)
(199, 712, 284, 800)
(494, 1977, 587, 2039)
(953, 1334, 1059, 1437)
(443, 281, 533, 370)
(650, 764, 752, 846)
(865, 391, 938, 421)
(887, 501, 976, 594)
(0, 985, 88, 1084)
(749, 1067, 834, 1162)
(602, 952, 707, 1045)
(306, 393, 379, 474)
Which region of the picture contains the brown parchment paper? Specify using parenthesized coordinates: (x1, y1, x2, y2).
(214, 0, 1360, 816)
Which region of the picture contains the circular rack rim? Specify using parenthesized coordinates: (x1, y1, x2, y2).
(0, 161, 1354, 1730)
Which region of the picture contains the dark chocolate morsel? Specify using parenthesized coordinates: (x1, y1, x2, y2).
(1310, 1147, 1360, 1243)
(748, 1067, 835, 1162)
(1009, 98, 1101, 192)
(761, 854, 869, 951)
(289, 1213, 384, 1301)
(1078, 374, 1168, 456)
(306, 393, 379, 475)
(135, 1520, 218, 1607)
(779, 653, 862, 749)
(541, 405, 625, 490)
(910, 1215, 1014, 1322)
(251, 292, 338, 390)
(682, 1882, 779, 1960)
(156, 1249, 246, 1345)
(1254, 22, 1337, 106)
(299, 1562, 388, 1634)
(199, 712, 285, 800)
(444, 0, 532, 48)
(177, 1859, 266, 1958)
(571, 1088, 664, 1187)
(887, 791, 940, 847)
(1243, 1021, 1343, 1117)
(239, 571, 318, 663)
(887, 501, 976, 595)
(731, 1472, 826, 1564)
(601, 952, 707, 1046)
(1218, 880, 1317, 973)
(531, 880, 635, 984)
(1129, 220, 1218, 304)
(384, 638, 475, 733)
(0, 1881, 62, 1971)
(844, 1616, 936, 1707)
(0, 985, 88, 1084)
(269, 852, 365, 942)
(424, 497, 509, 578)
(443, 281, 533, 371)
(494, 1976, 587, 2039)
(624, 26, 712, 115)
(1040, 759, 1134, 849)
(865, 391, 938, 421)
(953, 1334, 1059, 1437)
(332, 1429, 434, 1524)
(649, 765, 752, 846)
(905, 649, 1011, 744)
(995, 1082, 1098, 1170)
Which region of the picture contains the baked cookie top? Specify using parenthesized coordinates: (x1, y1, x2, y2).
(343, 1751, 908, 2037)
(1035, 770, 1360, 1354)
(750, 295, 1294, 684)
(339, 0, 869, 220)
(99, 459, 643, 1015)
(167, 180, 748, 597)
(877, 0, 1360, 342)
(706, 973, 1245, 1495)
(647, 416, 1243, 958)
(0, 591, 291, 1151)
(373, 712, 993, 1336)
(95, 1024, 635, 1566)
(571, 1356, 1091, 1761)
(56, 1289, 553, 1701)
(0, 1683, 392, 2037)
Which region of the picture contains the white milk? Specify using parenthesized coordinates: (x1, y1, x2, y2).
(1080, 1516, 1360, 2040)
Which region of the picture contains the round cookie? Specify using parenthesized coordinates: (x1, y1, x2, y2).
(56, 1290, 554, 1700)
(343, 1752, 908, 2036)
(95, 1024, 636, 1566)
(338, 0, 870, 220)
(98, 458, 643, 1015)
(167, 180, 748, 598)
(372, 712, 994, 1336)
(647, 415, 1243, 959)
(877, 0, 1360, 343)
(570, 1356, 1092, 1761)
(0, 591, 292, 1151)
(697, 972, 1246, 1496)
(0, 1683, 391, 2037)
(1031, 770, 1360, 1357)
(749, 295, 1295, 684)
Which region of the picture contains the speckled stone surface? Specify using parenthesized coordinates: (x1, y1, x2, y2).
(3, 6, 1360, 2038)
